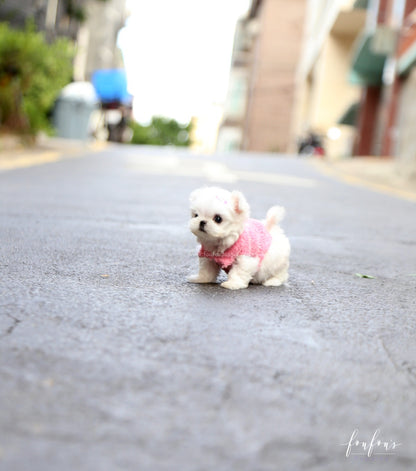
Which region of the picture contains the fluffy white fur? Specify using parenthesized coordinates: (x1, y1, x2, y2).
(188, 187, 290, 290)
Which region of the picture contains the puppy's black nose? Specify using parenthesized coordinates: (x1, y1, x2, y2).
(199, 220, 206, 231)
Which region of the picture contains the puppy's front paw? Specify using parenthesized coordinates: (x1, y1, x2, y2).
(188, 274, 215, 284)
(221, 279, 248, 290)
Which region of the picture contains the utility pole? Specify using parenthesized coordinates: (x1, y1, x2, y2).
(45, 0, 59, 37)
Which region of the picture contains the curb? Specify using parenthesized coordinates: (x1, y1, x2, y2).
(0, 138, 109, 173)
(310, 158, 416, 203)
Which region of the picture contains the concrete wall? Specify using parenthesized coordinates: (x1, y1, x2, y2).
(0, 0, 80, 39)
(217, 17, 255, 152)
(396, 67, 416, 179)
(74, 0, 127, 81)
(315, 34, 360, 127)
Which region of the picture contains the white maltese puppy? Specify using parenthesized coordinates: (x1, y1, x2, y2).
(188, 187, 290, 290)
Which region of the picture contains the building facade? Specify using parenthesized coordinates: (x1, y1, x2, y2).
(343, 0, 416, 179)
(217, 0, 306, 153)
(216, 16, 256, 152)
(294, 0, 416, 178)
(292, 0, 367, 158)
(395, 2, 416, 177)
(73, 0, 127, 81)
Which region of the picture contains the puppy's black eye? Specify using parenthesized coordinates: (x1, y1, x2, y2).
(193, 213, 198, 218)
(213, 215, 222, 224)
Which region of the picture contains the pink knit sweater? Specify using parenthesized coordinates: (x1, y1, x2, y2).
(199, 219, 272, 271)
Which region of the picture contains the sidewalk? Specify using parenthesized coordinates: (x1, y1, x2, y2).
(0, 134, 108, 172)
(311, 156, 416, 203)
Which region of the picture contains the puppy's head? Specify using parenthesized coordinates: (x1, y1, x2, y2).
(189, 187, 249, 249)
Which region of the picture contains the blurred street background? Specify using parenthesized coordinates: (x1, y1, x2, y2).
(1, 0, 416, 175)
(1, 1, 416, 470)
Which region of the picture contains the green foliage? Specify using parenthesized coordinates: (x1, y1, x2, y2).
(0, 21, 73, 135)
(129, 116, 193, 147)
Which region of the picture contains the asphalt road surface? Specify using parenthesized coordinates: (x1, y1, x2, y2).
(1, 145, 415, 471)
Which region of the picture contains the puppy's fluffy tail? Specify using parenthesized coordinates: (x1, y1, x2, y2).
(265, 206, 286, 232)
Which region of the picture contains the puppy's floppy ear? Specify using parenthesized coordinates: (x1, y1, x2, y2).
(230, 191, 250, 216)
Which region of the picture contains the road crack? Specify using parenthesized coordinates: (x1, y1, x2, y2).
(1, 314, 21, 339)
(380, 338, 416, 387)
